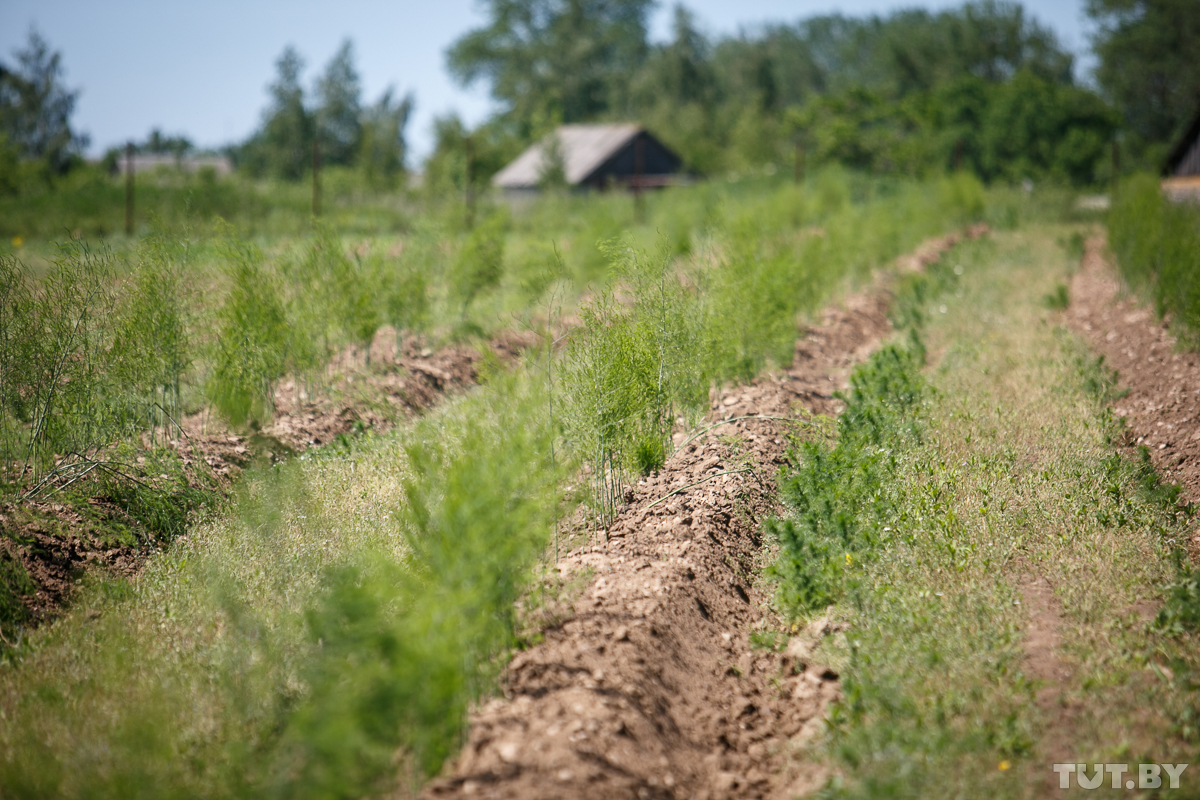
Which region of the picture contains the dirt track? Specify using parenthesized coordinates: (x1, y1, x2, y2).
(425, 229, 986, 800)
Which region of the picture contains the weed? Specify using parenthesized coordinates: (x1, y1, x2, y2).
(1042, 282, 1069, 309)
(801, 227, 1199, 797)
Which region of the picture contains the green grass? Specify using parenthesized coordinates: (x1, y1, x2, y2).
(769, 227, 1199, 798)
(0, 368, 559, 798)
(1108, 173, 1200, 341)
(0, 171, 1050, 798)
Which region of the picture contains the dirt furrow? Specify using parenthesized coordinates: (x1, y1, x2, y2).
(1067, 234, 1200, 505)
(425, 229, 984, 800)
(0, 329, 538, 626)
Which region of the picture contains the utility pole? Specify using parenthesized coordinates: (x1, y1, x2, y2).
(633, 135, 645, 223)
(464, 135, 476, 230)
(124, 141, 134, 236)
(312, 137, 321, 218)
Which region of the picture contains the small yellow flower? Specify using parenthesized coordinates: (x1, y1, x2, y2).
(999, 760, 1011, 771)
(845, 553, 853, 566)
(11, 236, 23, 248)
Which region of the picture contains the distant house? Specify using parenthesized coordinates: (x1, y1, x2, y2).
(1163, 111, 1200, 201)
(117, 153, 233, 177)
(492, 123, 683, 191)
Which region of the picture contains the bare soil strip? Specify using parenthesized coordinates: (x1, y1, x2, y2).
(1019, 573, 1080, 793)
(1068, 234, 1200, 507)
(425, 229, 984, 800)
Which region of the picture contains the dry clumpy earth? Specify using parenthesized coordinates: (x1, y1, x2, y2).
(0, 328, 537, 625)
(424, 228, 987, 800)
(1067, 235, 1200, 507)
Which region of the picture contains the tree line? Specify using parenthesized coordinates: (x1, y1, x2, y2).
(2, 0, 1199, 193)
(429, 0, 1199, 188)
(235, 41, 414, 188)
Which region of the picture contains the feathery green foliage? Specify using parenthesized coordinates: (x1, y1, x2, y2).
(561, 240, 706, 514)
(111, 233, 192, 440)
(450, 210, 507, 321)
(0, 366, 557, 797)
(768, 340, 927, 614)
(274, 375, 556, 792)
(207, 242, 291, 428)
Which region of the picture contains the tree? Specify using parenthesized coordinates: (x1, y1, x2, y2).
(315, 40, 363, 167)
(635, 6, 715, 108)
(0, 28, 87, 174)
(243, 46, 313, 180)
(423, 113, 524, 196)
(447, 0, 653, 137)
(978, 70, 1118, 183)
(138, 128, 193, 157)
(631, 7, 723, 173)
(359, 88, 414, 187)
(1087, 0, 1200, 151)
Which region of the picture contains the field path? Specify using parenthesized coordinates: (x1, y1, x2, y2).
(424, 229, 983, 800)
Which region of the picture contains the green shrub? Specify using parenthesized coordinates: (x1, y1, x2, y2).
(16, 243, 152, 479)
(208, 242, 291, 427)
(450, 210, 507, 320)
(1108, 173, 1200, 333)
(112, 232, 193, 440)
(767, 340, 926, 615)
(275, 379, 556, 789)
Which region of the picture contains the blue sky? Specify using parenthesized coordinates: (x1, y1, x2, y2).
(0, 0, 1093, 163)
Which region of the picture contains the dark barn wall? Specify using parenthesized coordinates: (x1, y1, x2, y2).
(1165, 111, 1200, 178)
(582, 132, 682, 189)
(1172, 133, 1200, 177)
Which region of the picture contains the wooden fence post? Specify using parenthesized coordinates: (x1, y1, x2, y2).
(465, 135, 476, 230)
(125, 142, 134, 236)
(312, 138, 321, 218)
(634, 135, 645, 223)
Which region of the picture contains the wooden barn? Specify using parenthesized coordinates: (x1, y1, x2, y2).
(492, 123, 683, 192)
(1163, 111, 1200, 201)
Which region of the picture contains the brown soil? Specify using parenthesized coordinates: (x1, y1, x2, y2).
(423, 227, 988, 800)
(1066, 235, 1200, 505)
(1019, 573, 1079, 791)
(0, 328, 539, 627)
(180, 328, 520, 474)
